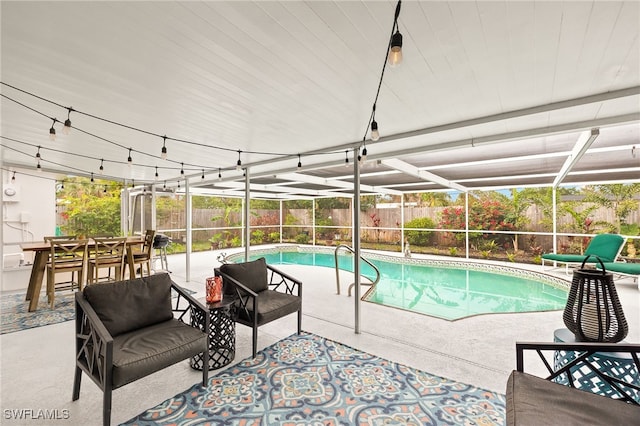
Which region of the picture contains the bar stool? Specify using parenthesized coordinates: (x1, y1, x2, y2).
(129, 230, 155, 278)
(88, 237, 127, 284)
(46, 239, 88, 308)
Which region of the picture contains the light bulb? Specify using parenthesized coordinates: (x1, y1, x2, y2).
(161, 136, 168, 160)
(388, 31, 403, 67)
(49, 125, 56, 141)
(371, 120, 380, 141)
(361, 147, 368, 163)
(37, 160, 42, 172)
(63, 119, 71, 135)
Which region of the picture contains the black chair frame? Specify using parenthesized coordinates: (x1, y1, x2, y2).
(216, 264, 302, 358)
(73, 283, 209, 426)
(516, 341, 640, 405)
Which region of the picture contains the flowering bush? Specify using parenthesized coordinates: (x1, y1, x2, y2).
(439, 199, 516, 248)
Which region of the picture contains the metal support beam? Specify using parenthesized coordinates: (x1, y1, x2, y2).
(185, 179, 191, 282)
(381, 158, 468, 192)
(244, 168, 251, 261)
(353, 149, 361, 334)
(553, 128, 600, 187)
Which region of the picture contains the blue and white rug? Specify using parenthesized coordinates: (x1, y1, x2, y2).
(0, 292, 75, 335)
(123, 332, 506, 425)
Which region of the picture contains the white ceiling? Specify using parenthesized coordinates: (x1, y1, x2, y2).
(1, 1, 639, 198)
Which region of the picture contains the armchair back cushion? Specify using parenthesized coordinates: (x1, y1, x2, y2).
(83, 273, 173, 337)
(220, 257, 268, 294)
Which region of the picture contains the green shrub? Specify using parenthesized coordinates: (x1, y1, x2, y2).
(295, 233, 309, 244)
(268, 232, 280, 243)
(404, 217, 436, 247)
(251, 229, 265, 244)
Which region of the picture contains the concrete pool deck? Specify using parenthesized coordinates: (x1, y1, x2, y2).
(1, 246, 638, 424)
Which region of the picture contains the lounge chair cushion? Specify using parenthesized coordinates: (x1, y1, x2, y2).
(599, 262, 640, 275)
(220, 257, 268, 294)
(83, 274, 173, 337)
(506, 370, 639, 425)
(111, 318, 207, 389)
(541, 253, 602, 263)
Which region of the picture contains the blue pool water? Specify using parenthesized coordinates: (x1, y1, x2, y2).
(247, 250, 568, 321)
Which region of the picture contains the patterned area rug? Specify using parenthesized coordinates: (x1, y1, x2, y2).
(1, 287, 196, 335)
(0, 292, 75, 335)
(123, 332, 506, 425)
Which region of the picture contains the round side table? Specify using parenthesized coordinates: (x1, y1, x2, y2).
(190, 297, 236, 371)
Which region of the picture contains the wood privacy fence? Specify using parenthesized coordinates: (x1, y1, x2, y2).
(159, 204, 639, 243)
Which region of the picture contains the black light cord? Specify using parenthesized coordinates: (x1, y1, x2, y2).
(361, 0, 402, 142)
(1, 81, 346, 158)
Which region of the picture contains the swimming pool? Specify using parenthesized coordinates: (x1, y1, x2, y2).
(227, 246, 569, 321)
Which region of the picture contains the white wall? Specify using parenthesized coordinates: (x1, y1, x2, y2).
(1, 167, 56, 292)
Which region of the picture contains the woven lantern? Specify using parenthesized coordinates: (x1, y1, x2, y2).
(563, 255, 628, 342)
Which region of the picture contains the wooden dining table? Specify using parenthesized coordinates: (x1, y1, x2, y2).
(20, 237, 145, 312)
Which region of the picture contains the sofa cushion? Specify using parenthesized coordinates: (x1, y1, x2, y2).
(220, 257, 268, 294)
(111, 318, 207, 389)
(506, 370, 639, 425)
(83, 273, 173, 337)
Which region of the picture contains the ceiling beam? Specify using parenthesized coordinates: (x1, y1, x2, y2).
(213, 181, 345, 197)
(553, 128, 599, 187)
(274, 172, 402, 195)
(381, 159, 468, 192)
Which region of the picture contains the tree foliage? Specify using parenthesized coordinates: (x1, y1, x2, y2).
(58, 177, 121, 237)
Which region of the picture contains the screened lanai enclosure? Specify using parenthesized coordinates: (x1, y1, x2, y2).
(3, 2, 640, 275)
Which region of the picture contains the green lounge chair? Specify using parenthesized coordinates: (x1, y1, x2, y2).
(597, 261, 640, 290)
(541, 234, 625, 274)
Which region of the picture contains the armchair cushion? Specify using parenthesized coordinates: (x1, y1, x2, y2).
(111, 318, 207, 388)
(236, 290, 302, 326)
(220, 257, 268, 294)
(506, 370, 639, 425)
(83, 273, 173, 337)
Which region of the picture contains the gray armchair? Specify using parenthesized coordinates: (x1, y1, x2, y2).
(216, 257, 302, 358)
(72, 273, 209, 426)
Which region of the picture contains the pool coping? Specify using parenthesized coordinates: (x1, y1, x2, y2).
(225, 244, 572, 291)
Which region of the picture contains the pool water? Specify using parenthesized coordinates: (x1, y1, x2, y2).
(248, 250, 568, 321)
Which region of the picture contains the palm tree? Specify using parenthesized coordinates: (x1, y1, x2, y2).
(583, 184, 640, 233)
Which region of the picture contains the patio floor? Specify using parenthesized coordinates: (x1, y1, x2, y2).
(1, 247, 638, 425)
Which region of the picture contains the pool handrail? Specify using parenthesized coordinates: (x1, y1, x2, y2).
(334, 244, 381, 296)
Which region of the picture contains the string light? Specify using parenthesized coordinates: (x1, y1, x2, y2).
(370, 120, 379, 141)
(63, 107, 73, 135)
(99, 159, 104, 174)
(60, 180, 64, 189)
(11, 171, 16, 182)
(345, 150, 349, 167)
(35, 146, 41, 159)
(633, 146, 637, 158)
(161, 136, 168, 160)
(49, 119, 56, 141)
(130, 179, 135, 188)
(37, 160, 42, 172)
(361, 144, 368, 163)
(201, 169, 205, 179)
(297, 154, 302, 170)
(163, 180, 166, 190)
(90, 172, 94, 183)
(177, 180, 181, 189)
(218, 168, 222, 180)
(388, 1, 403, 67)
(103, 184, 107, 193)
(155, 166, 159, 180)
(236, 150, 242, 171)
(127, 148, 133, 167)
(180, 162, 184, 175)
